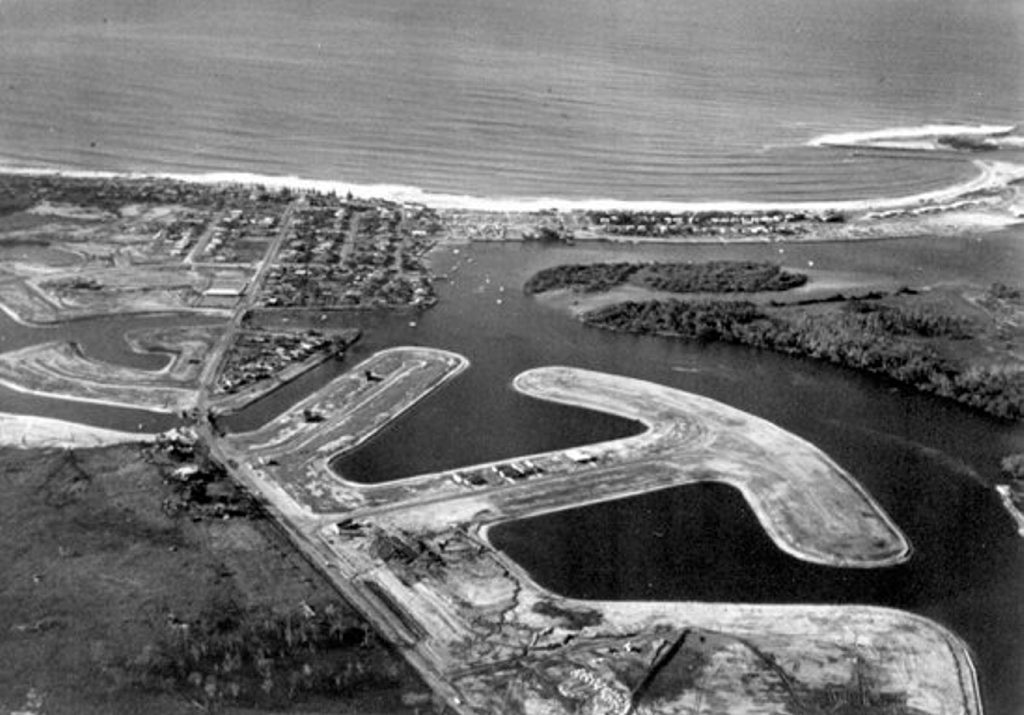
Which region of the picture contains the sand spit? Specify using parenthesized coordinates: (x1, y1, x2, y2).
(807, 122, 1017, 148)
(0, 412, 151, 449)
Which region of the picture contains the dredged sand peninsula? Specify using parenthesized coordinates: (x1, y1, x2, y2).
(210, 347, 978, 715)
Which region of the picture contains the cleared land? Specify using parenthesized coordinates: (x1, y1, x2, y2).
(0, 325, 218, 415)
(122, 324, 222, 382)
(225, 347, 470, 512)
(0, 341, 199, 413)
(212, 348, 979, 715)
(0, 267, 246, 325)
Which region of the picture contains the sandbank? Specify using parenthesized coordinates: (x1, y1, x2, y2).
(0, 411, 152, 449)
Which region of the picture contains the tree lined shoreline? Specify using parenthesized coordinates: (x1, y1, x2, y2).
(524, 260, 808, 295)
(581, 297, 1023, 420)
(522, 260, 1023, 422)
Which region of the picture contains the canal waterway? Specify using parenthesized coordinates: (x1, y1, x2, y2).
(2, 232, 1022, 712)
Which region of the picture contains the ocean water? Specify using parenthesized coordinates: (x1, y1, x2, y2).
(1, 0, 1022, 202)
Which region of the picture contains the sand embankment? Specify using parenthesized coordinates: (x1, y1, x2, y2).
(0, 412, 152, 449)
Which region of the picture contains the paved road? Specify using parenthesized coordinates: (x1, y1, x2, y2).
(196, 200, 298, 414)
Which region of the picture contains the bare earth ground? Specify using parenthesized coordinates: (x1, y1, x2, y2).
(0, 341, 199, 413)
(0, 445, 434, 715)
(0, 413, 151, 450)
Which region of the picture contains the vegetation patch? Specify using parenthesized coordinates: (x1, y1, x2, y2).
(581, 293, 1023, 420)
(1000, 453, 1024, 511)
(133, 600, 411, 709)
(530, 600, 604, 630)
(524, 260, 807, 296)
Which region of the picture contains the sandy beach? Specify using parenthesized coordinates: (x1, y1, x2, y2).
(0, 412, 151, 449)
(3, 158, 1023, 216)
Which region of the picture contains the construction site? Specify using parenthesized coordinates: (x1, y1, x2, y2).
(213, 347, 981, 715)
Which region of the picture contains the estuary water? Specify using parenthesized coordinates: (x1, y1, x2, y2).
(1, 0, 1022, 203)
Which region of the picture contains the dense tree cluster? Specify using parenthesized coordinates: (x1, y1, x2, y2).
(525, 262, 637, 294)
(1001, 453, 1024, 481)
(843, 300, 974, 339)
(0, 174, 297, 212)
(987, 283, 1023, 302)
(980, 282, 1024, 311)
(636, 261, 808, 293)
(524, 261, 807, 295)
(137, 601, 405, 707)
(582, 299, 1023, 420)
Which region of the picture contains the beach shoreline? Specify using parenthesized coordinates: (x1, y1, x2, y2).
(3, 157, 1022, 216)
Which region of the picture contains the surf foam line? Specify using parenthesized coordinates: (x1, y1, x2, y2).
(807, 123, 1018, 149)
(2, 159, 1023, 215)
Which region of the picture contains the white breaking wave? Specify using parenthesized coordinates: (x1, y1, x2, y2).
(1, 160, 1023, 215)
(807, 123, 1018, 150)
